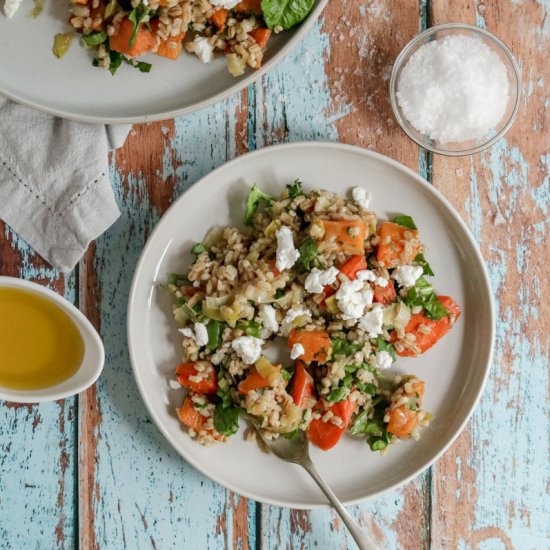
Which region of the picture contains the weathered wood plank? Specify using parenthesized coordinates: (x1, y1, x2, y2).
(429, 1, 550, 548)
(0, 228, 77, 549)
(256, 2, 432, 549)
(78, 95, 257, 549)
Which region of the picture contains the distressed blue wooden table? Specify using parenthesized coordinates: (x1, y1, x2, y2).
(1, 1, 548, 548)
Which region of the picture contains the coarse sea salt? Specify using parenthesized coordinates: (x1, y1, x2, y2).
(396, 35, 510, 144)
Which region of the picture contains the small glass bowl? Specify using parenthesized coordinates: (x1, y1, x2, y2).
(389, 23, 521, 156)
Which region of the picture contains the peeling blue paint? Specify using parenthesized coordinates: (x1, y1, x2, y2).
(256, 21, 341, 144)
(89, 100, 256, 549)
(0, 236, 76, 548)
(465, 160, 482, 243)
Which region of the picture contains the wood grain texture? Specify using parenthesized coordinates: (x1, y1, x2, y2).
(429, 1, 550, 549)
(0, 232, 77, 549)
(77, 98, 256, 550)
(1, 1, 548, 549)
(256, 3, 433, 549)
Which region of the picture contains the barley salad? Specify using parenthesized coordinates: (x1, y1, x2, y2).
(64, 0, 315, 75)
(165, 180, 461, 453)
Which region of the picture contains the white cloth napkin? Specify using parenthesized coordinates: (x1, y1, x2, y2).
(0, 97, 131, 272)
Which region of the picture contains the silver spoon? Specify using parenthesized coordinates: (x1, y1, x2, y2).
(245, 416, 380, 550)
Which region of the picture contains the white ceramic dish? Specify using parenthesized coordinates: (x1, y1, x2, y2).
(0, 0, 327, 123)
(0, 277, 104, 403)
(127, 142, 494, 508)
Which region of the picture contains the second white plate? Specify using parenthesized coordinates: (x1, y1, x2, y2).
(0, 0, 327, 123)
(127, 142, 494, 508)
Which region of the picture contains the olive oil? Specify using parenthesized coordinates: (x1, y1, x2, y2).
(0, 287, 84, 390)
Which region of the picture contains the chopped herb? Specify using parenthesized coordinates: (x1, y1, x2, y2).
(261, 0, 315, 30)
(367, 433, 392, 451)
(326, 387, 347, 403)
(286, 179, 304, 199)
(275, 288, 286, 299)
(295, 237, 317, 273)
(191, 242, 210, 257)
(423, 294, 450, 320)
(108, 49, 123, 75)
(405, 277, 449, 320)
(213, 405, 240, 436)
(392, 215, 417, 230)
(351, 410, 385, 436)
(331, 337, 362, 358)
(414, 253, 434, 277)
(216, 368, 233, 408)
(362, 361, 377, 373)
(281, 368, 293, 382)
(282, 429, 300, 440)
(128, 3, 150, 48)
(81, 31, 107, 47)
(344, 363, 359, 374)
(244, 184, 274, 226)
(236, 320, 261, 338)
(206, 320, 225, 351)
(168, 273, 191, 286)
(405, 276, 432, 301)
(342, 374, 353, 388)
(355, 382, 377, 396)
(133, 60, 152, 73)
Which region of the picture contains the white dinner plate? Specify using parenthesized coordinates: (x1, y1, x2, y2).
(0, 0, 327, 123)
(127, 142, 494, 508)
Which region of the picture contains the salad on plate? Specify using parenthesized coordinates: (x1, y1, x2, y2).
(0, 0, 316, 75)
(165, 181, 461, 453)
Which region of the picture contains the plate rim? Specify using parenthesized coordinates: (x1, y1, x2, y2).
(0, 0, 328, 124)
(127, 141, 495, 509)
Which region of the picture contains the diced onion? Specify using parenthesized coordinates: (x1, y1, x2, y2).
(255, 357, 280, 384)
(227, 53, 246, 77)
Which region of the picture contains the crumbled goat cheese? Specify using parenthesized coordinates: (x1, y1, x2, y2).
(179, 323, 209, 347)
(231, 336, 263, 364)
(209, 0, 240, 8)
(356, 269, 389, 288)
(352, 186, 372, 210)
(336, 280, 373, 321)
(275, 226, 300, 271)
(373, 350, 393, 370)
(358, 306, 384, 337)
(189, 36, 214, 64)
(3, 0, 23, 17)
(281, 307, 312, 336)
(194, 322, 209, 347)
(304, 267, 340, 293)
(169, 379, 181, 389)
(392, 265, 424, 288)
(260, 304, 279, 333)
(290, 343, 305, 360)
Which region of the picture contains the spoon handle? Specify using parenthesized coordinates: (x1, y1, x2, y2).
(301, 458, 380, 550)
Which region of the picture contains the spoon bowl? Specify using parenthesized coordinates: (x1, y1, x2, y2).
(244, 414, 379, 550)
